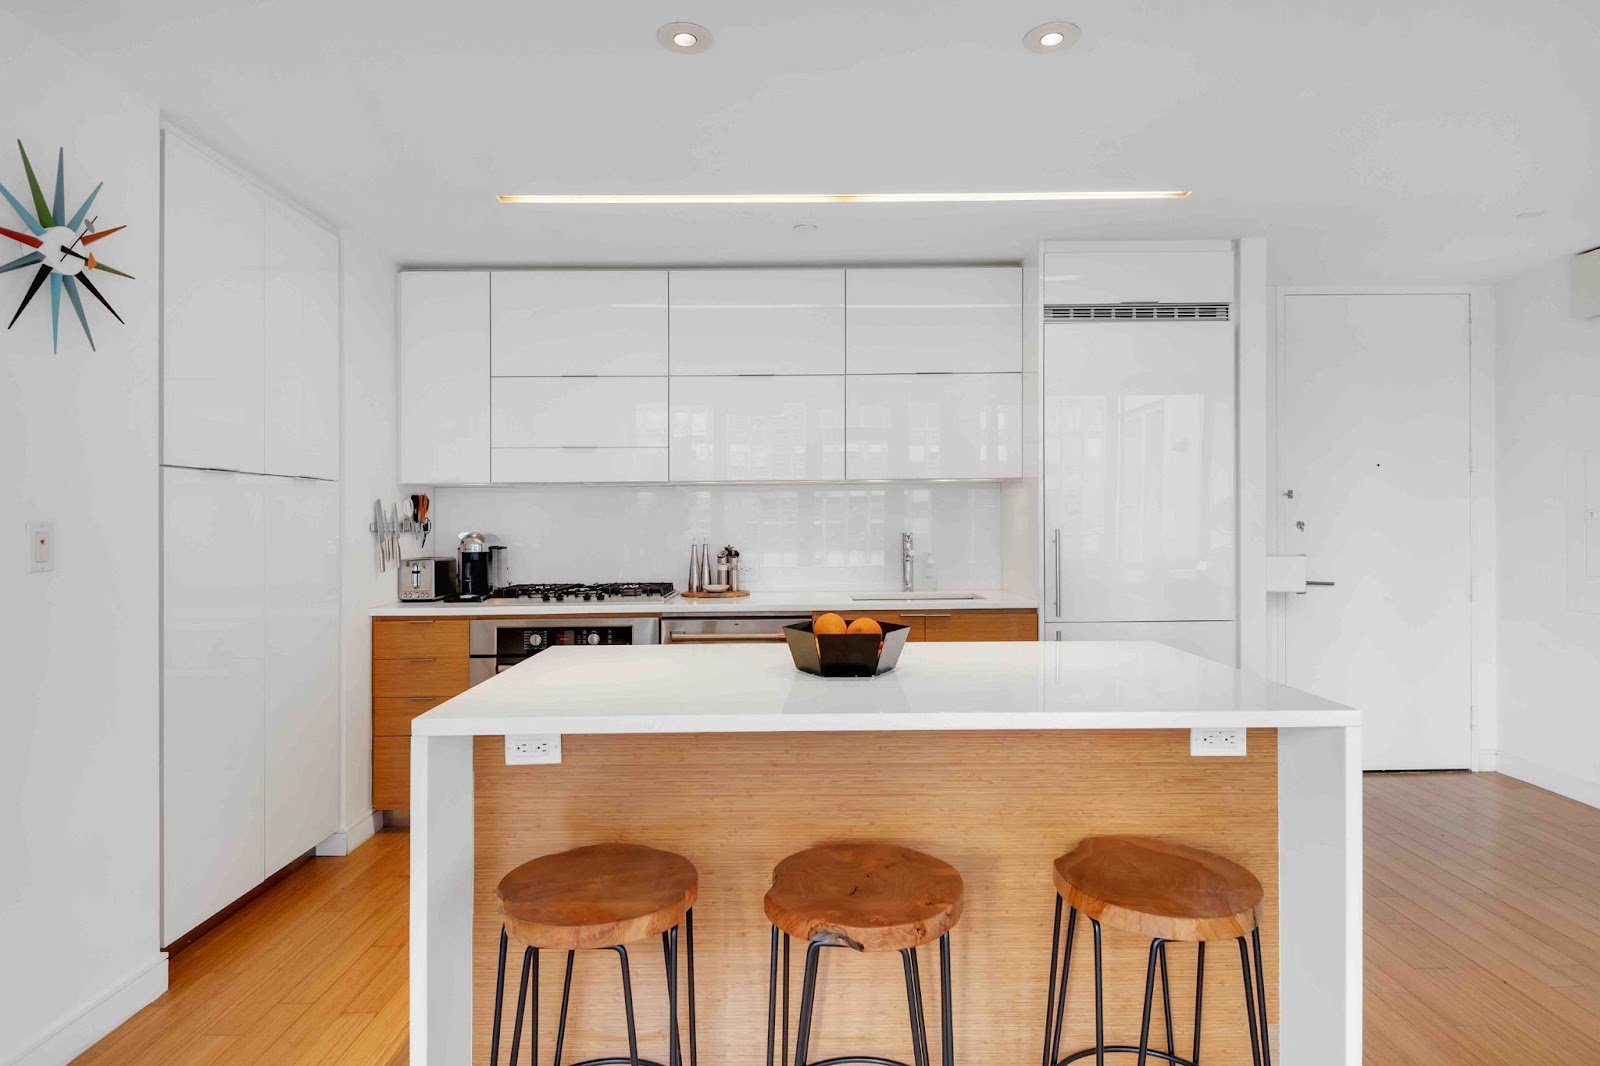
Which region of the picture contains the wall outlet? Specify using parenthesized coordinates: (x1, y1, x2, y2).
(1190, 728, 1247, 757)
(505, 734, 562, 765)
(27, 522, 53, 573)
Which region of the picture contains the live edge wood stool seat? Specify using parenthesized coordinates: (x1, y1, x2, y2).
(492, 843, 699, 1066)
(1041, 836, 1272, 1066)
(764, 842, 965, 1066)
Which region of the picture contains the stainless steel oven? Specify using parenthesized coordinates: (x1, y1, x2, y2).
(659, 615, 809, 645)
(469, 616, 658, 684)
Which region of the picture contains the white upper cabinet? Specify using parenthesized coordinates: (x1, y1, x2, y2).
(492, 270, 668, 376)
(400, 272, 491, 483)
(163, 134, 267, 474)
(669, 269, 845, 375)
(846, 373, 1021, 480)
(1042, 320, 1236, 622)
(263, 200, 340, 480)
(1042, 247, 1234, 305)
(845, 267, 1021, 374)
(670, 375, 845, 482)
(263, 476, 340, 873)
(493, 376, 668, 449)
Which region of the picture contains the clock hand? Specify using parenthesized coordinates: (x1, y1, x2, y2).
(59, 245, 89, 262)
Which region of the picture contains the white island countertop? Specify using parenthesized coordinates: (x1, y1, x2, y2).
(371, 588, 1037, 617)
(413, 640, 1356, 737)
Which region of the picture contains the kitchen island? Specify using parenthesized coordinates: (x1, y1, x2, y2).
(410, 641, 1360, 1065)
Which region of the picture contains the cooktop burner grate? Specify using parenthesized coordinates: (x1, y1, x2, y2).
(493, 581, 678, 603)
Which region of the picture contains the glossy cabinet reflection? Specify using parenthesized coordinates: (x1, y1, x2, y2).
(492, 270, 668, 376)
(1042, 247, 1234, 305)
(846, 373, 1022, 480)
(264, 199, 340, 480)
(400, 271, 492, 483)
(1042, 321, 1235, 622)
(846, 267, 1021, 374)
(669, 269, 845, 375)
(670, 375, 845, 481)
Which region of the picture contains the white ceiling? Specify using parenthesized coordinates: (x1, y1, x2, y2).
(10, 0, 1598, 283)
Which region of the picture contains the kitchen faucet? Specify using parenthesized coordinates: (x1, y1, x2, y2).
(902, 532, 914, 593)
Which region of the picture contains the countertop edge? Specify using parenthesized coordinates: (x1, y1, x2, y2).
(370, 593, 1041, 617)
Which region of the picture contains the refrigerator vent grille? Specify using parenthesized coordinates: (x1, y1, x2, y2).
(1044, 303, 1231, 322)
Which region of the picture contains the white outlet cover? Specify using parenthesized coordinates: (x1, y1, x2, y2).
(1190, 728, 1247, 757)
(27, 522, 53, 573)
(505, 734, 562, 765)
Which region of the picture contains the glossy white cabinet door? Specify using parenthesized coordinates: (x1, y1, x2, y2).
(492, 377, 668, 449)
(670, 375, 845, 481)
(846, 267, 1021, 374)
(400, 272, 491, 483)
(263, 476, 340, 873)
(492, 270, 668, 376)
(845, 373, 1021, 480)
(162, 467, 266, 939)
(1042, 321, 1235, 622)
(264, 200, 340, 480)
(163, 134, 266, 474)
(1042, 248, 1234, 305)
(669, 269, 845, 375)
(1044, 621, 1238, 666)
(493, 447, 669, 484)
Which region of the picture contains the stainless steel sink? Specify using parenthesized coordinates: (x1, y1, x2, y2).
(850, 591, 982, 601)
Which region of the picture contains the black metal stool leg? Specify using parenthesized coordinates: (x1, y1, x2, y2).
(1192, 943, 1205, 1065)
(1158, 942, 1174, 1060)
(1049, 906, 1079, 1066)
(509, 946, 533, 1066)
(613, 944, 642, 1066)
(663, 926, 682, 1066)
(793, 940, 825, 1066)
(1091, 919, 1105, 1066)
(939, 933, 954, 1066)
(492, 926, 509, 1066)
(530, 949, 539, 1066)
(1042, 896, 1063, 1066)
(766, 926, 780, 1066)
(1237, 938, 1261, 1066)
(782, 934, 790, 1066)
(687, 909, 699, 1066)
(1252, 928, 1272, 1066)
(553, 950, 574, 1066)
(901, 948, 931, 1066)
(1135, 939, 1162, 1066)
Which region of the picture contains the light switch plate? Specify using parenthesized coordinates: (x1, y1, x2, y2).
(1190, 728, 1246, 757)
(505, 734, 562, 765)
(27, 522, 53, 572)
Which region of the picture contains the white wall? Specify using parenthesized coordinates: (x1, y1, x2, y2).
(331, 235, 401, 848)
(430, 482, 1010, 591)
(1495, 256, 1600, 804)
(0, 10, 167, 1062)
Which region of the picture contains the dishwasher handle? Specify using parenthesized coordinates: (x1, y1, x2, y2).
(667, 631, 789, 643)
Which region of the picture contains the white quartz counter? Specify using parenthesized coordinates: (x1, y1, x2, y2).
(413, 640, 1355, 737)
(372, 589, 1037, 618)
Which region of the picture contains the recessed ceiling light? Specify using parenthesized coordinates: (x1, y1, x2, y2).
(793, 223, 817, 232)
(657, 22, 712, 53)
(498, 189, 1190, 205)
(1515, 209, 1547, 221)
(1025, 21, 1082, 53)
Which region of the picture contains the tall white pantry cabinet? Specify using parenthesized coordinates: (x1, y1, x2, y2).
(160, 131, 342, 941)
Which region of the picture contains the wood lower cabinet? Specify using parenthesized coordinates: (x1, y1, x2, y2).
(811, 608, 1036, 643)
(372, 619, 470, 809)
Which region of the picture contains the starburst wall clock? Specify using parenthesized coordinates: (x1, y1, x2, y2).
(0, 140, 131, 353)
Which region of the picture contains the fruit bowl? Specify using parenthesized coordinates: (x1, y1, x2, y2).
(783, 619, 911, 677)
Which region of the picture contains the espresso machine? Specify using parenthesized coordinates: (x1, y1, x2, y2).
(455, 531, 506, 601)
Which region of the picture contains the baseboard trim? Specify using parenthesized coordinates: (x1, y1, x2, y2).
(1497, 751, 1600, 809)
(315, 810, 382, 857)
(7, 953, 167, 1066)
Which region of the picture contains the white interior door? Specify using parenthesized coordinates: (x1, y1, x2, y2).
(1278, 293, 1472, 770)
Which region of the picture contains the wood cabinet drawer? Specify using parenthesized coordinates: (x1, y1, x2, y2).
(373, 695, 451, 737)
(812, 611, 925, 642)
(372, 736, 410, 809)
(372, 656, 470, 698)
(373, 618, 469, 660)
(920, 609, 1038, 642)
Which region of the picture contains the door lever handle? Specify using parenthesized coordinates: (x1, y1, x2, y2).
(1305, 580, 1335, 587)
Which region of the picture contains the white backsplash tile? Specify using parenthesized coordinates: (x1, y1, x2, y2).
(430, 483, 1006, 591)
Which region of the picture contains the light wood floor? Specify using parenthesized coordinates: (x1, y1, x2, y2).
(76, 773, 1600, 1064)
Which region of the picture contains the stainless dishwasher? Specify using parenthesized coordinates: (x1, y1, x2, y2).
(659, 615, 809, 644)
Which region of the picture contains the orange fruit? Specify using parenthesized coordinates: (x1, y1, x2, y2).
(814, 612, 848, 635)
(847, 617, 883, 636)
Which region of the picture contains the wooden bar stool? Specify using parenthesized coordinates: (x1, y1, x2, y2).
(1040, 836, 1271, 1066)
(763, 842, 964, 1066)
(493, 843, 699, 1066)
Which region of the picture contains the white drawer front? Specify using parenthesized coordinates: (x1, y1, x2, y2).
(492, 377, 668, 449)
(846, 373, 1022, 480)
(846, 266, 1021, 374)
(670, 375, 845, 481)
(492, 270, 668, 376)
(669, 269, 845, 375)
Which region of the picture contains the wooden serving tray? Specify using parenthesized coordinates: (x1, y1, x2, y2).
(679, 589, 752, 599)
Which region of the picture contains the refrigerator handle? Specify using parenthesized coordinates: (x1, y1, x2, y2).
(1052, 528, 1062, 617)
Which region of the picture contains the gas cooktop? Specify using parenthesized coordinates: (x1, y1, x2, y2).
(490, 582, 678, 604)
